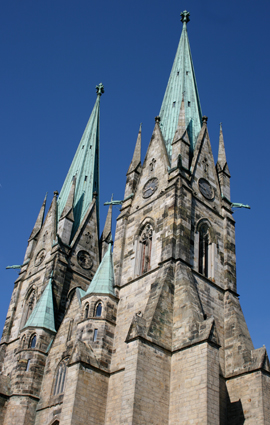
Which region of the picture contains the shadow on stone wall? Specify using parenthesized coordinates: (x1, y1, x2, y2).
(228, 399, 245, 425)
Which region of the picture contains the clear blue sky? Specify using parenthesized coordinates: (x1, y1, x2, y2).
(1, 0, 269, 350)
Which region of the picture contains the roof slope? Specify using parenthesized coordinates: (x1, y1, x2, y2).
(159, 11, 202, 158)
(24, 274, 56, 332)
(86, 242, 115, 296)
(57, 84, 104, 237)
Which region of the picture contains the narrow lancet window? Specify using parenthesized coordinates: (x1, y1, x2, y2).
(29, 334, 37, 349)
(95, 302, 102, 317)
(199, 224, 209, 277)
(84, 303, 89, 319)
(93, 329, 98, 342)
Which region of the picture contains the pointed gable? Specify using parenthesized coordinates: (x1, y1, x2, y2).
(159, 11, 202, 159)
(86, 242, 115, 296)
(28, 193, 47, 241)
(190, 117, 222, 209)
(129, 117, 170, 214)
(57, 84, 104, 237)
(217, 123, 230, 176)
(24, 274, 56, 332)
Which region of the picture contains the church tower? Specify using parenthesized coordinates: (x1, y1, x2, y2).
(1, 10, 270, 425)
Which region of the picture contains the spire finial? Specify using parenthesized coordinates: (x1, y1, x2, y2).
(180, 10, 190, 25)
(96, 83, 104, 96)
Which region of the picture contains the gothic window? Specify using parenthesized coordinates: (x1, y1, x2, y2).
(53, 358, 69, 396)
(93, 329, 98, 342)
(139, 224, 153, 275)
(95, 302, 102, 317)
(198, 223, 211, 278)
(29, 334, 37, 348)
(84, 303, 89, 319)
(22, 288, 36, 328)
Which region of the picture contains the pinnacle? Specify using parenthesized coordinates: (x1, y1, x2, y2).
(217, 123, 227, 169)
(127, 124, 142, 174)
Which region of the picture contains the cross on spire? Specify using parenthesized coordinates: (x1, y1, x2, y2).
(96, 83, 104, 96)
(180, 10, 190, 24)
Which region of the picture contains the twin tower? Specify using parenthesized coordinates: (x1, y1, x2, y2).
(0, 11, 269, 425)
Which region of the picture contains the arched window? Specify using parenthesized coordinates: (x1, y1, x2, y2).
(139, 223, 153, 275)
(21, 334, 26, 348)
(22, 288, 36, 328)
(95, 302, 102, 317)
(199, 224, 209, 277)
(84, 303, 89, 319)
(29, 334, 37, 348)
(53, 358, 69, 396)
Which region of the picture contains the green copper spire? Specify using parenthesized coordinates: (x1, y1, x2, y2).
(24, 273, 56, 332)
(57, 83, 104, 237)
(86, 241, 115, 296)
(159, 11, 202, 158)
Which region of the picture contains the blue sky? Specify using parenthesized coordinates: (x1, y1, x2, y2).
(1, 0, 270, 350)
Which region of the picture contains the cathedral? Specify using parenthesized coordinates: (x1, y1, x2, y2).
(1, 10, 270, 425)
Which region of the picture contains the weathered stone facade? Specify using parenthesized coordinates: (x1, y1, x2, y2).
(1, 11, 270, 425)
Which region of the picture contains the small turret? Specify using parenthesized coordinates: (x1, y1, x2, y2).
(78, 242, 117, 369)
(11, 274, 56, 413)
(216, 123, 231, 201)
(124, 124, 142, 198)
(23, 272, 56, 333)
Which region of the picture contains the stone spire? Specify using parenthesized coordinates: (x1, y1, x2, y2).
(24, 272, 56, 333)
(57, 83, 104, 238)
(216, 123, 231, 201)
(28, 193, 47, 241)
(159, 11, 202, 159)
(127, 123, 141, 174)
(86, 241, 115, 297)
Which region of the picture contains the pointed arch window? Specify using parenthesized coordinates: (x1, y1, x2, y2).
(139, 224, 153, 275)
(199, 224, 209, 277)
(84, 303, 89, 319)
(53, 358, 69, 396)
(95, 302, 102, 317)
(29, 334, 37, 349)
